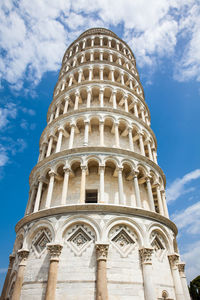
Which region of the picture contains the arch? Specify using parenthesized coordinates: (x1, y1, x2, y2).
(24, 219, 55, 249)
(147, 222, 172, 252)
(58, 215, 101, 242)
(104, 156, 120, 168)
(103, 217, 144, 247)
(85, 155, 102, 166)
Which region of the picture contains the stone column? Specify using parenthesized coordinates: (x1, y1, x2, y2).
(78, 69, 83, 83)
(55, 105, 60, 118)
(83, 121, 89, 146)
(128, 127, 134, 151)
(45, 244, 63, 300)
(156, 185, 164, 215)
(68, 74, 73, 87)
(129, 79, 133, 89)
(147, 139, 153, 160)
(141, 108, 145, 122)
(87, 88, 92, 108)
(99, 88, 104, 108)
(108, 38, 112, 47)
(80, 166, 87, 203)
(40, 142, 48, 161)
(109, 53, 113, 62)
(91, 38, 94, 47)
(118, 168, 125, 205)
(61, 168, 70, 205)
(1, 254, 15, 300)
(99, 166, 105, 203)
(110, 68, 114, 82)
(116, 42, 120, 50)
(134, 101, 138, 117)
(133, 173, 141, 207)
(152, 148, 158, 164)
(73, 58, 77, 67)
(33, 178, 44, 212)
(90, 51, 94, 61)
(81, 53, 85, 63)
(89, 67, 93, 81)
(139, 248, 156, 300)
(68, 123, 75, 149)
(45, 171, 56, 208)
(100, 66, 104, 80)
(63, 96, 69, 114)
(100, 37, 103, 46)
(118, 56, 122, 65)
(124, 95, 128, 112)
(74, 91, 80, 110)
(146, 177, 155, 212)
(114, 122, 120, 148)
(120, 72, 124, 85)
(26, 185, 37, 214)
(139, 133, 145, 156)
(99, 51, 103, 61)
(49, 113, 54, 123)
(11, 249, 29, 300)
(178, 263, 191, 300)
(46, 135, 54, 157)
(55, 127, 64, 153)
(168, 254, 184, 300)
(82, 39, 86, 49)
(99, 121, 104, 146)
(161, 190, 169, 218)
(112, 90, 117, 109)
(96, 243, 109, 300)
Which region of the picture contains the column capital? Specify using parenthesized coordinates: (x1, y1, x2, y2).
(87, 86, 92, 93)
(18, 249, 29, 265)
(63, 166, 71, 173)
(96, 243, 109, 261)
(132, 170, 139, 177)
(178, 262, 185, 273)
(75, 90, 80, 96)
(99, 87, 104, 93)
(123, 93, 128, 99)
(48, 170, 57, 177)
(8, 254, 15, 268)
(69, 73, 74, 78)
(81, 165, 87, 171)
(64, 95, 69, 101)
(78, 68, 83, 74)
(128, 126, 133, 132)
(112, 89, 117, 95)
(47, 243, 63, 261)
(70, 122, 76, 128)
(168, 253, 180, 267)
(139, 247, 153, 264)
(58, 126, 64, 132)
(99, 165, 105, 172)
(117, 166, 123, 173)
(84, 119, 90, 125)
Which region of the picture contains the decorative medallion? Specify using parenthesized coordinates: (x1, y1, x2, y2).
(109, 225, 137, 257)
(65, 224, 95, 256)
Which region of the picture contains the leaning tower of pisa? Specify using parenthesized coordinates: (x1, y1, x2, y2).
(1, 28, 190, 300)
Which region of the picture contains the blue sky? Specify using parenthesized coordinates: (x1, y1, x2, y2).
(0, 0, 200, 290)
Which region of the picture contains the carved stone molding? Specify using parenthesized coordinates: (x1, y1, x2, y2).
(168, 254, 179, 267)
(96, 243, 109, 261)
(17, 249, 29, 266)
(8, 254, 15, 269)
(139, 247, 154, 264)
(178, 262, 185, 273)
(47, 243, 63, 261)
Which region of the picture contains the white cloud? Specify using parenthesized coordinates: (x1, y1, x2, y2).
(166, 169, 200, 202)
(172, 201, 200, 234)
(182, 240, 200, 282)
(0, 0, 200, 90)
(0, 103, 17, 130)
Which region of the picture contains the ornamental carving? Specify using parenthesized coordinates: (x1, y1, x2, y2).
(178, 262, 185, 273)
(109, 225, 137, 257)
(31, 228, 52, 257)
(150, 231, 166, 261)
(65, 224, 95, 256)
(168, 254, 179, 267)
(139, 248, 153, 264)
(47, 244, 63, 260)
(96, 244, 109, 260)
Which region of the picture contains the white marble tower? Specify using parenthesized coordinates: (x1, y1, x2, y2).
(1, 28, 190, 300)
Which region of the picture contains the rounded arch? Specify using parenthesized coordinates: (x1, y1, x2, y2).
(147, 223, 172, 252)
(58, 215, 101, 242)
(103, 217, 145, 247)
(104, 156, 120, 168)
(24, 220, 55, 249)
(85, 155, 102, 166)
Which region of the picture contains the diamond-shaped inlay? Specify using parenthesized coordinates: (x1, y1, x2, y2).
(66, 225, 95, 256)
(31, 228, 52, 257)
(150, 232, 166, 261)
(34, 232, 50, 253)
(110, 226, 137, 257)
